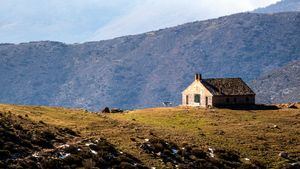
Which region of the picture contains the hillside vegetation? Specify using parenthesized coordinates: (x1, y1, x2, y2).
(0, 12, 300, 110)
(0, 104, 299, 168)
(254, 0, 300, 13)
(252, 61, 300, 104)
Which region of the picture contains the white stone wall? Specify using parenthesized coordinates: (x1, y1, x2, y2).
(182, 80, 213, 107)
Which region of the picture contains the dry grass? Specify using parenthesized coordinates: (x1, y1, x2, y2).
(0, 104, 111, 135)
(0, 103, 299, 168)
(111, 107, 300, 168)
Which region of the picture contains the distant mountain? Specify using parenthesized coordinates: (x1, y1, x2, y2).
(0, 12, 300, 110)
(254, 0, 300, 13)
(251, 60, 300, 104)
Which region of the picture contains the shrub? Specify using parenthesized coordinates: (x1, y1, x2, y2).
(82, 159, 95, 169)
(0, 150, 11, 159)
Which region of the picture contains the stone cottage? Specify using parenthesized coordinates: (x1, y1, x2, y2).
(182, 74, 255, 107)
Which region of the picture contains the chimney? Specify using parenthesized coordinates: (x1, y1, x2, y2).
(195, 73, 202, 81)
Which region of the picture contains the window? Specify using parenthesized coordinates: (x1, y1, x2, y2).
(233, 98, 237, 103)
(194, 94, 200, 103)
(246, 97, 249, 103)
(226, 98, 230, 103)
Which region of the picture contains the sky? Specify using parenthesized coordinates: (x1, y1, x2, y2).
(0, 0, 280, 44)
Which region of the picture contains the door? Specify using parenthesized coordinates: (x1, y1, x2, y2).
(205, 97, 208, 107)
(186, 95, 189, 105)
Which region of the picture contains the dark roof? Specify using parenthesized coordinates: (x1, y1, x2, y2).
(201, 78, 255, 96)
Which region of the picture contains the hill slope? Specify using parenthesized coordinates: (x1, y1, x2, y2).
(0, 104, 299, 168)
(254, 0, 300, 13)
(1, 12, 300, 110)
(251, 60, 300, 104)
(0, 107, 149, 168)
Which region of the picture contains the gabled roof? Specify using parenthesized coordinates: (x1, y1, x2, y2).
(201, 78, 255, 96)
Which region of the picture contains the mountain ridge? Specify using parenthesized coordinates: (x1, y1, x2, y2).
(0, 12, 300, 110)
(254, 0, 300, 13)
(251, 60, 300, 104)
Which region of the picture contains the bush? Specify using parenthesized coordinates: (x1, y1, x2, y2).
(119, 162, 136, 169)
(191, 148, 207, 159)
(215, 149, 240, 162)
(0, 150, 11, 159)
(82, 159, 96, 169)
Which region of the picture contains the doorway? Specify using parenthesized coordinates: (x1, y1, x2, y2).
(186, 95, 189, 105)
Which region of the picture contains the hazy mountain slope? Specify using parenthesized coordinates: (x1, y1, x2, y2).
(251, 60, 300, 104)
(0, 42, 72, 106)
(254, 0, 300, 13)
(0, 12, 300, 110)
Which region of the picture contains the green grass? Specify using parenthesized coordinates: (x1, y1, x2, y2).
(112, 108, 208, 131)
(0, 104, 109, 135)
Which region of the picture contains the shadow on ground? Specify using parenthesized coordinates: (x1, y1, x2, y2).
(215, 104, 280, 110)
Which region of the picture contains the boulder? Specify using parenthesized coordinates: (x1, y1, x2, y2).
(279, 151, 289, 159)
(101, 107, 110, 113)
(111, 108, 124, 113)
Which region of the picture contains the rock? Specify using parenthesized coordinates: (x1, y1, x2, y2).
(101, 107, 110, 113)
(59, 152, 71, 159)
(90, 150, 98, 155)
(171, 148, 179, 154)
(215, 130, 225, 135)
(162, 102, 172, 107)
(244, 158, 250, 161)
(111, 108, 124, 113)
(288, 103, 298, 109)
(59, 127, 79, 136)
(139, 137, 259, 168)
(290, 162, 300, 168)
(279, 151, 289, 159)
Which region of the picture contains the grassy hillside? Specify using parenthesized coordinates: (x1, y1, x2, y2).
(0, 104, 299, 168)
